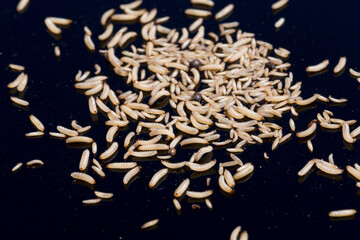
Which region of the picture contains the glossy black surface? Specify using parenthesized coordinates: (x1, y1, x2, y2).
(1, 0, 360, 239)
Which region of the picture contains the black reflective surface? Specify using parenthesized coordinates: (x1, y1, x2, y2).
(1, 0, 360, 239)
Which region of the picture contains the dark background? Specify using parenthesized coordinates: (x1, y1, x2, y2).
(1, 0, 360, 239)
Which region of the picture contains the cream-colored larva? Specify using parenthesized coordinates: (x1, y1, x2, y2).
(120, 0, 143, 10)
(329, 209, 357, 218)
(224, 169, 235, 187)
(230, 226, 242, 240)
(44, 18, 61, 35)
(94, 64, 101, 75)
(26, 159, 44, 167)
(49, 132, 66, 138)
(271, 137, 279, 151)
(84, 34, 95, 51)
(185, 160, 216, 172)
(351, 126, 360, 138)
(100, 8, 115, 25)
(215, 4, 234, 20)
(191, 0, 214, 7)
(54, 46, 60, 57)
(119, 32, 137, 48)
(192, 112, 213, 125)
(328, 95, 347, 103)
(29, 114, 45, 131)
(148, 90, 170, 105)
(274, 17, 285, 28)
(306, 59, 329, 72)
(16, 0, 30, 13)
(99, 142, 118, 160)
(77, 126, 91, 134)
(84, 83, 103, 96)
(289, 118, 295, 132)
(124, 131, 135, 148)
(149, 129, 175, 139)
(349, 68, 360, 77)
(98, 24, 114, 41)
(315, 94, 329, 102)
(82, 199, 101, 205)
(203, 198, 212, 210)
(17, 73, 28, 92)
(121, 105, 138, 120)
(10, 96, 29, 107)
(307, 140, 313, 152)
(174, 178, 190, 197)
(186, 190, 213, 199)
(189, 18, 203, 33)
(92, 165, 105, 178)
(195, 146, 213, 161)
(88, 96, 97, 114)
(79, 149, 90, 171)
(57, 125, 78, 137)
(265, 95, 289, 102)
(74, 81, 101, 90)
(141, 219, 159, 230)
(94, 191, 113, 199)
(185, 8, 211, 17)
(271, 0, 289, 10)
(130, 150, 158, 158)
(138, 144, 169, 151)
(65, 136, 94, 144)
(48, 17, 72, 25)
(84, 26, 92, 36)
(173, 198, 181, 211)
(71, 172, 95, 184)
(123, 166, 141, 185)
(25, 131, 44, 137)
(137, 136, 162, 146)
(346, 165, 360, 180)
(77, 70, 89, 82)
(298, 159, 315, 176)
(219, 175, 233, 193)
(237, 106, 263, 121)
(320, 122, 341, 129)
(296, 121, 317, 138)
(279, 133, 292, 144)
(106, 126, 118, 143)
(295, 95, 317, 105)
(180, 137, 208, 146)
(111, 14, 138, 21)
(239, 231, 248, 240)
(92, 159, 102, 170)
(155, 16, 170, 24)
(106, 162, 137, 170)
(199, 64, 224, 71)
(357, 182, 360, 188)
(106, 120, 129, 127)
(342, 122, 355, 143)
(140, 122, 165, 129)
(9, 64, 25, 71)
(108, 90, 119, 106)
(315, 160, 343, 175)
(12, 162, 23, 172)
(334, 57, 346, 74)
(161, 161, 185, 169)
(233, 163, 254, 180)
(140, 8, 157, 24)
(149, 168, 168, 188)
(7, 72, 24, 88)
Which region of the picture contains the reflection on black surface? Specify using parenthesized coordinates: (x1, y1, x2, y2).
(1, 0, 360, 239)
